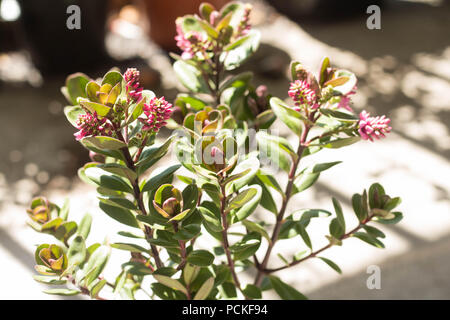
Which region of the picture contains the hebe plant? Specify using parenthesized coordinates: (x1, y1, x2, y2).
(26, 2, 402, 300)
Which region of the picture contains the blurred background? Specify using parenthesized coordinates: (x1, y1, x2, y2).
(0, 0, 449, 299)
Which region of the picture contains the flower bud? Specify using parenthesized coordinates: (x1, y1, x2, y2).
(35, 244, 68, 275)
(27, 197, 51, 224)
(153, 184, 183, 218)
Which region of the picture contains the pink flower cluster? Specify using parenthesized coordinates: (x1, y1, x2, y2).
(236, 4, 252, 37)
(337, 86, 357, 111)
(358, 110, 392, 141)
(139, 97, 173, 132)
(74, 112, 113, 141)
(124, 68, 143, 102)
(288, 80, 318, 111)
(175, 21, 209, 60)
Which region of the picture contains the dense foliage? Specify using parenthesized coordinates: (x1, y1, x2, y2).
(26, 1, 401, 300)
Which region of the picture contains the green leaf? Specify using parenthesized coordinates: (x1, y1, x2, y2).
(58, 198, 70, 221)
(118, 231, 144, 239)
(243, 284, 262, 299)
(374, 211, 403, 224)
(269, 276, 307, 300)
(183, 263, 201, 285)
(251, 175, 278, 214)
(277, 253, 290, 266)
(99, 202, 139, 228)
(352, 232, 385, 248)
(33, 275, 67, 285)
(67, 235, 86, 266)
(77, 213, 92, 240)
(173, 60, 210, 94)
(142, 164, 181, 193)
(352, 193, 366, 222)
(290, 61, 301, 82)
(293, 172, 320, 194)
(153, 275, 187, 295)
(90, 279, 107, 299)
(329, 218, 344, 239)
(43, 288, 81, 296)
(54, 221, 78, 243)
(199, 202, 223, 234)
(98, 196, 138, 211)
(82, 245, 110, 286)
(102, 70, 123, 87)
(363, 225, 386, 239)
(225, 157, 259, 195)
(256, 131, 294, 173)
(219, 71, 253, 94)
(81, 136, 127, 151)
(173, 224, 201, 241)
(121, 262, 153, 276)
(296, 224, 312, 249)
(230, 185, 262, 222)
(98, 163, 137, 182)
(318, 57, 330, 86)
(86, 80, 101, 102)
(256, 170, 284, 195)
(270, 97, 304, 136)
(111, 242, 148, 253)
(223, 30, 261, 70)
(318, 257, 342, 274)
(84, 167, 133, 193)
(175, 94, 207, 111)
(331, 69, 357, 95)
(187, 250, 215, 267)
(78, 98, 111, 117)
(231, 232, 261, 261)
(383, 197, 402, 211)
(242, 220, 271, 244)
(65, 72, 89, 105)
(193, 277, 215, 300)
(319, 136, 360, 149)
(64, 105, 85, 127)
(306, 161, 342, 173)
(320, 108, 358, 122)
(332, 197, 345, 231)
(226, 188, 257, 213)
(369, 183, 385, 209)
(136, 136, 175, 175)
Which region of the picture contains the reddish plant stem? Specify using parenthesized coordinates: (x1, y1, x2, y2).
(133, 135, 149, 163)
(219, 182, 248, 299)
(115, 129, 163, 269)
(263, 214, 375, 273)
(173, 222, 188, 271)
(254, 115, 314, 287)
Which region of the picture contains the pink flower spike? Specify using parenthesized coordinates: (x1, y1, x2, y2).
(74, 112, 113, 141)
(358, 110, 392, 142)
(175, 20, 209, 60)
(124, 68, 143, 102)
(288, 80, 317, 109)
(140, 97, 173, 133)
(236, 4, 252, 37)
